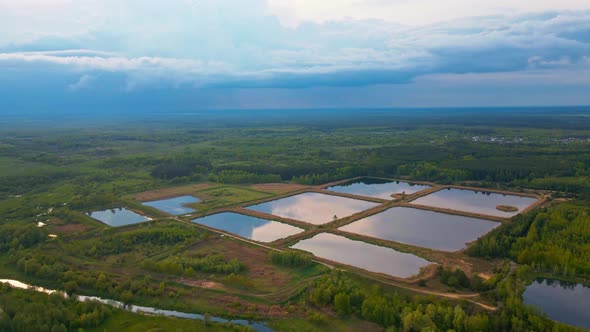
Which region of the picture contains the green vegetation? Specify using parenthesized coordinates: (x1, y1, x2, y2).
(306, 271, 576, 331)
(0, 285, 256, 332)
(2, 109, 590, 331)
(269, 251, 312, 267)
(194, 186, 273, 212)
(0, 284, 112, 331)
(209, 170, 282, 184)
(142, 254, 245, 275)
(436, 267, 491, 292)
(467, 202, 590, 278)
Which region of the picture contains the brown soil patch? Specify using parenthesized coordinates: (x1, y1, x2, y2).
(188, 238, 293, 288)
(135, 183, 215, 201)
(53, 223, 88, 234)
(249, 183, 310, 194)
(178, 278, 224, 290)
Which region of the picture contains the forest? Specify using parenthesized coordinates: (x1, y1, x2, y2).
(1, 107, 589, 331)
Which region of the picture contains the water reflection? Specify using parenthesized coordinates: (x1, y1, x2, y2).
(87, 208, 149, 227)
(327, 178, 431, 199)
(142, 195, 201, 215)
(411, 188, 537, 217)
(191, 212, 303, 242)
(523, 279, 590, 329)
(247, 192, 379, 225)
(291, 233, 430, 278)
(340, 207, 499, 251)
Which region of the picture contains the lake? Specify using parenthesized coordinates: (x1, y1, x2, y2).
(523, 279, 590, 329)
(327, 178, 431, 199)
(411, 188, 537, 217)
(291, 233, 430, 278)
(87, 208, 149, 227)
(142, 195, 201, 215)
(340, 207, 499, 251)
(191, 212, 304, 242)
(246, 192, 379, 225)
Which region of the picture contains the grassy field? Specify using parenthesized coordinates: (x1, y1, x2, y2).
(191, 186, 275, 213)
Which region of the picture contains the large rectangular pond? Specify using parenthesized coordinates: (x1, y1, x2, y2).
(191, 212, 304, 243)
(142, 195, 201, 215)
(291, 233, 430, 278)
(339, 207, 499, 251)
(523, 279, 590, 329)
(327, 178, 431, 199)
(411, 188, 538, 217)
(246, 192, 379, 225)
(87, 208, 149, 227)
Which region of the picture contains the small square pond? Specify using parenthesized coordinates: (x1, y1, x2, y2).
(142, 195, 201, 215)
(87, 208, 150, 227)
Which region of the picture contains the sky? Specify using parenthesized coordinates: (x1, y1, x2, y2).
(1, 0, 590, 110)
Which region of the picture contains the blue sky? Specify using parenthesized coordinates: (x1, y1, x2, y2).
(1, 0, 590, 110)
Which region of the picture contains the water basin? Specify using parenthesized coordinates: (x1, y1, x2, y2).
(142, 195, 201, 215)
(340, 207, 499, 251)
(327, 178, 430, 199)
(247, 192, 379, 225)
(291, 233, 430, 278)
(191, 212, 304, 242)
(87, 208, 149, 227)
(523, 279, 590, 329)
(411, 188, 537, 217)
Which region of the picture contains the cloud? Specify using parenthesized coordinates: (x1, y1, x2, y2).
(266, 0, 590, 27)
(0, 1, 588, 97)
(67, 74, 95, 91)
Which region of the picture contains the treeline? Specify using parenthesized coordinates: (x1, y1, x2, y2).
(208, 170, 281, 184)
(84, 225, 202, 257)
(0, 223, 46, 252)
(436, 267, 491, 292)
(150, 155, 212, 180)
(269, 251, 312, 267)
(522, 176, 590, 197)
(467, 202, 590, 278)
(306, 271, 570, 331)
(292, 166, 367, 185)
(0, 285, 112, 332)
(142, 254, 245, 275)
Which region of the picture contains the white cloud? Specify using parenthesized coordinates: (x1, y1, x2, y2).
(67, 74, 95, 91)
(0, 51, 229, 74)
(267, 0, 590, 27)
(0, 2, 588, 90)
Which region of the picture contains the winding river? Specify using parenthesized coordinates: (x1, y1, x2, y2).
(0, 279, 272, 332)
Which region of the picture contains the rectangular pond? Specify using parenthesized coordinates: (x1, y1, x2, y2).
(411, 188, 538, 217)
(191, 212, 304, 243)
(246, 192, 380, 225)
(327, 178, 431, 199)
(339, 207, 499, 251)
(523, 279, 590, 329)
(87, 208, 149, 227)
(142, 195, 201, 215)
(291, 233, 430, 278)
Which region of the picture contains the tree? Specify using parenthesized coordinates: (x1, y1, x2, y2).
(334, 293, 352, 316)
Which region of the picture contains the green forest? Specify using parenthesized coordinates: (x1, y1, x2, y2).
(1, 109, 589, 331)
